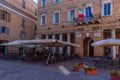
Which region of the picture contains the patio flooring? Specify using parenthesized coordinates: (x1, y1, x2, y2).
(0, 58, 118, 80)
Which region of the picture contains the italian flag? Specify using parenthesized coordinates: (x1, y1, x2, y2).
(78, 9, 85, 19)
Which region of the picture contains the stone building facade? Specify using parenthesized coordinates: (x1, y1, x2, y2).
(0, 0, 37, 53)
(37, 0, 120, 57)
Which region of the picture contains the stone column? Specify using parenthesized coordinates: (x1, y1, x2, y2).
(46, 35, 49, 50)
(59, 34, 63, 54)
(67, 33, 70, 54)
(5, 46, 8, 55)
(111, 29, 116, 59)
(52, 34, 56, 53)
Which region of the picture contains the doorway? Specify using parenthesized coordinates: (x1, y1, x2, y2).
(83, 37, 94, 57)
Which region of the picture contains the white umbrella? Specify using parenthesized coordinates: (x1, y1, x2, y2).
(14, 39, 80, 47)
(92, 38, 120, 47)
(0, 41, 21, 46)
(26, 45, 41, 48)
(92, 38, 120, 59)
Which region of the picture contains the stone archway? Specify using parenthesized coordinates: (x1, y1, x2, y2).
(83, 37, 94, 57)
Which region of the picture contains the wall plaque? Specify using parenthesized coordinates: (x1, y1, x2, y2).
(94, 32, 101, 37)
(76, 33, 82, 38)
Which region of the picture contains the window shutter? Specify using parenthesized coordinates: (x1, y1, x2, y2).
(104, 4, 106, 15)
(108, 3, 111, 15)
(7, 13, 11, 22)
(5, 28, 10, 35)
(0, 26, 2, 33)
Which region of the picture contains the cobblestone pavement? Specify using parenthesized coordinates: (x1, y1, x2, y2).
(0, 59, 117, 80)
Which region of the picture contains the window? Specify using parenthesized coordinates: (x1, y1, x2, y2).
(41, 35, 46, 39)
(68, 10, 75, 21)
(41, 14, 46, 25)
(54, 11, 60, 24)
(103, 3, 111, 16)
(48, 34, 52, 39)
(22, 19, 25, 27)
(0, 26, 10, 35)
(54, 0, 60, 4)
(20, 31, 26, 38)
(85, 6, 93, 20)
(0, 10, 10, 22)
(22, 0, 26, 9)
(41, 0, 46, 7)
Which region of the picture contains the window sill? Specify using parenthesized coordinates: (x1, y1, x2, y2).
(68, 20, 74, 22)
(102, 15, 112, 17)
(53, 23, 60, 25)
(54, 2, 60, 5)
(40, 6, 46, 8)
(40, 24, 46, 26)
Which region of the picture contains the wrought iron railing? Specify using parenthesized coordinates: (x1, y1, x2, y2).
(74, 14, 101, 25)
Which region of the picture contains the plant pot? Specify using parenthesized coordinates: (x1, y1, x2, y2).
(85, 69, 97, 75)
(110, 73, 120, 80)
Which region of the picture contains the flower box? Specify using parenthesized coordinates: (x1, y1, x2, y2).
(84, 66, 97, 75)
(79, 62, 84, 68)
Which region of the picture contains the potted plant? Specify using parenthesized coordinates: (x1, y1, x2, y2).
(109, 70, 120, 80)
(84, 66, 97, 75)
(79, 62, 84, 68)
(73, 63, 79, 72)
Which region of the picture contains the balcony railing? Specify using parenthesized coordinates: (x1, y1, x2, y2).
(74, 14, 101, 26)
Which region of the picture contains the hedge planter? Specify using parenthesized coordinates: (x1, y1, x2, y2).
(110, 74, 120, 80)
(73, 63, 79, 72)
(85, 66, 97, 75)
(109, 70, 120, 80)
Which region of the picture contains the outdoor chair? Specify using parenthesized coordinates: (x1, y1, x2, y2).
(5, 54, 13, 60)
(93, 56, 112, 68)
(0, 53, 5, 59)
(111, 58, 120, 67)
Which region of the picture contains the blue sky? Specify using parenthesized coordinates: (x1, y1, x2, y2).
(33, 0, 38, 3)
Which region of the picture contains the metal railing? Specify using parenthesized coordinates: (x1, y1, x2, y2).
(74, 14, 101, 25)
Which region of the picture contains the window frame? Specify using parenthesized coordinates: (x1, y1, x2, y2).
(41, 0, 47, 7)
(102, 0, 113, 16)
(85, 6, 92, 20)
(54, 0, 60, 4)
(22, 0, 26, 9)
(84, 3, 93, 20)
(68, 9, 76, 22)
(0, 26, 10, 35)
(20, 31, 26, 38)
(41, 14, 46, 25)
(22, 18, 25, 28)
(53, 11, 60, 24)
(0, 10, 11, 22)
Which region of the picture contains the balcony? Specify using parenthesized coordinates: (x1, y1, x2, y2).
(74, 14, 101, 26)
